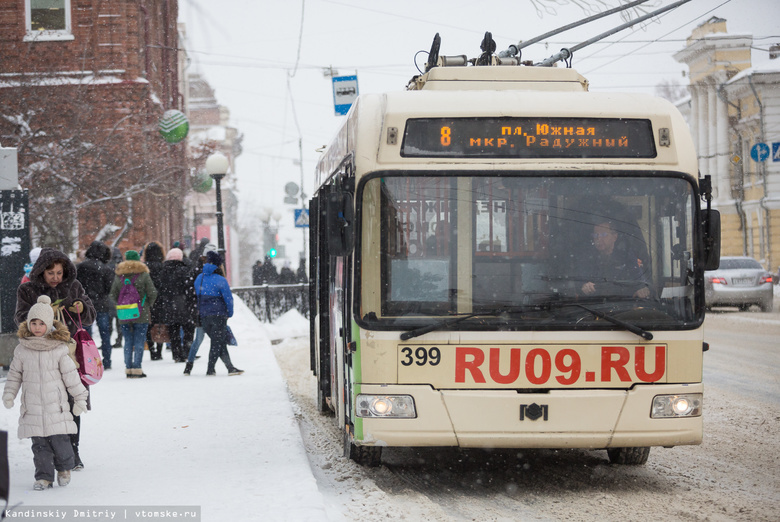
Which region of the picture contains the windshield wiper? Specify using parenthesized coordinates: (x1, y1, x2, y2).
(567, 302, 653, 340)
(400, 307, 525, 341)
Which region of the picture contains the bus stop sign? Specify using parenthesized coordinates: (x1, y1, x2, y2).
(332, 75, 358, 116)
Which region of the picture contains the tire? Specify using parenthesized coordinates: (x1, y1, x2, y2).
(760, 300, 774, 313)
(344, 429, 382, 467)
(607, 447, 650, 465)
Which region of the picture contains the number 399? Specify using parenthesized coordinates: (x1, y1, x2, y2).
(401, 346, 441, 366)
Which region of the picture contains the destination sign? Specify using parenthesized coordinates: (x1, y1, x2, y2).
(401, 117, 657, 159)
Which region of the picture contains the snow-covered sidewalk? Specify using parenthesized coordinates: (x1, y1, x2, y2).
(0, 298, 328, 521)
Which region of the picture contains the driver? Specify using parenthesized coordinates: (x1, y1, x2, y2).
(579, 220, 650, 299)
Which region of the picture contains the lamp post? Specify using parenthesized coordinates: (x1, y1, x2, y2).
(205, 152, 229, 257)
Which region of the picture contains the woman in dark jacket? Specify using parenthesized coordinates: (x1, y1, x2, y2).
(15, 247, 97, 471)
(76, 241, 115, 368)
(16, 248, 96, 336)
(157, 248, 197, 362)
(142, 241, 166, 360)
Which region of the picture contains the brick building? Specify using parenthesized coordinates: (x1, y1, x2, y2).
(0, 0, 188, 254)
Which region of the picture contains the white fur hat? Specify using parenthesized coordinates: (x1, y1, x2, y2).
(27, 295, 54, 331)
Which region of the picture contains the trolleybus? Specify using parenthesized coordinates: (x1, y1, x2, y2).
(309, 52, 720, 467)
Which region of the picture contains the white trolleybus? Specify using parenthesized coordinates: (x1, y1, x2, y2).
(309, 42, 720, 467)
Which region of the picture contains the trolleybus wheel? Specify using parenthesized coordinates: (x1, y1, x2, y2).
(316, 381, 331, 414)
(344, 430, 382, 467)
(607, 446, 650, 465)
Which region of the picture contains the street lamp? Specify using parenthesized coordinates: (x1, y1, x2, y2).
(205, 152, 229, 256)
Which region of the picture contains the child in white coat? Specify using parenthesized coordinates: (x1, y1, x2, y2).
(2, 295, 88, 490)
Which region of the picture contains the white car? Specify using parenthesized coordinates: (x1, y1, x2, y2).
(705, 256, 774, 312)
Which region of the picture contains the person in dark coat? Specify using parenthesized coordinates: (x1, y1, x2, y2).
(296, 257, 308, 284)
(259, 255, 278, 284)
(15, 247, 96, 472)
(108, 247, 123, 347)
(77, 241, 115, 369)
(15, 248, 96, 337)
(188, 237, 211, 264)
(157, 248, 197, 362)
(279, 261, 296, 284)
(252, 260, 263, 286)
(142, 241, 166, 360)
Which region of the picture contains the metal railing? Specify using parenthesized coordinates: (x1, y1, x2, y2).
(233, 284, 310, 323)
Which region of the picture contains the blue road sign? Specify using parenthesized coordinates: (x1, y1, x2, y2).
(773, 142, 780, 162)
(750, 143, 770, 162)
(294, 209, 309, 228)
(332, 75, 358, 116)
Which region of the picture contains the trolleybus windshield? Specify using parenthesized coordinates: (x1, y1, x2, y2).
(359, 173, 700, 330)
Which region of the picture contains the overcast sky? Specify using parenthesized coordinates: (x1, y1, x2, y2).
(178, 0, 779, 261)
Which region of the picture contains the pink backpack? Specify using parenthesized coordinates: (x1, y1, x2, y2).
(65, 310, 103, 386)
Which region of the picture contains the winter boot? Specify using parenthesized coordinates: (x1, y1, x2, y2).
(134, 368, 147, 378)
(219, 352, 243, 375)
(57, 470, 71, 486)
(73, 448, 84, 471)
(34, 479, 53, 491)
(183, 362, 193, 375)
(126, 368, 135, 378)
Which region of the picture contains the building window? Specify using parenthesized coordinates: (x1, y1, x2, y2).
(25, 0, 74, 41)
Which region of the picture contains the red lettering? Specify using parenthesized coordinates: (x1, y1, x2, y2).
(526, 348, 551, 385)
(455, 347, 485, 383)
(634, 346, 665, 382)
(554, 349, 581, 385)
(489, 348, 521, 384)
(601, 346, 631, 382)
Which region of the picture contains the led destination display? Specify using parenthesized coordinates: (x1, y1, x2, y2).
(401, 117, 657, 159)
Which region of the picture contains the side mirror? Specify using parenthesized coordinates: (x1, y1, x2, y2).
(701, 209, 720, 271)
(325, 192, 354, 256)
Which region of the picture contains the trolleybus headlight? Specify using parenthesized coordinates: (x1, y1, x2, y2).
(356, 394, 416, 418)
(651, 394, 702, 418)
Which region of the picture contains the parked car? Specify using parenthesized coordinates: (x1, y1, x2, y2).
(705, 256, 774, 312)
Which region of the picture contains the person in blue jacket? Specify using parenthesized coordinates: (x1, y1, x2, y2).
(193, 251, 243, 376)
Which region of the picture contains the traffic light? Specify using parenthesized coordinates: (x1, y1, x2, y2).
(268, 248, 278, 258)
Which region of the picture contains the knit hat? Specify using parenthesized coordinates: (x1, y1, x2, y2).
(125, 250, 140, 261)
(206, 251, 222, 266)
(203, 243, 218, 255)
(166, 248, 183, 261)
(27, 295, 54, 332)
(29, 247, 42, 264)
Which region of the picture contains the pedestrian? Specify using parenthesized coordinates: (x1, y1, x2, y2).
(252, 259, 263, 286)
(20, 246, 42, 284)
(260, 255, 279, 284)
(296, 257, 308, 284)
(15, 247, 96, 472)
(183, 249, 216, 375)
(157, 248, 196, 363)
(110, 250, 158, 378)
(142, 241, 166, 360)
(188, 237, 210, 264)
(108, 247, 124, 348)
(3, 295, 89, 491)
(194, 251, 243, 376)
(76, 241, 115, 369)
(279, 260, 296, 284)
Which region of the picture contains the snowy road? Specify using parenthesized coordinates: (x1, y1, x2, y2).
(274, 310, 780, 521)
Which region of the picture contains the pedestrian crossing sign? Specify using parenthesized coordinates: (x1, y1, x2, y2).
(294, 209, 309, 228)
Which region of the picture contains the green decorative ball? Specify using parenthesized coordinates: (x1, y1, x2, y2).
(192, 171, 213, 193)
(159, 110, 189, 144)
